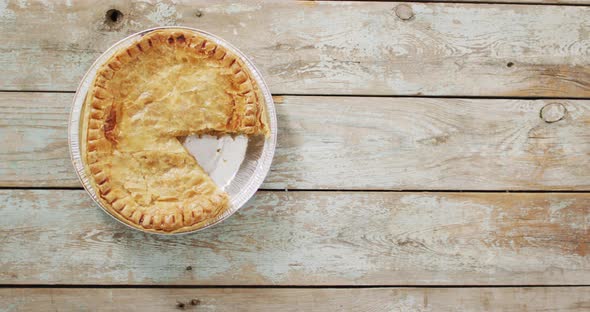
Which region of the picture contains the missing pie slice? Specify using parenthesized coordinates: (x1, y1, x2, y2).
(82, 29, 269, 233)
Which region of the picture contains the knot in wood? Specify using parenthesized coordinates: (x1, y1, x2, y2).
(540, 103, 566, 123)
(395, 4, 414, 21)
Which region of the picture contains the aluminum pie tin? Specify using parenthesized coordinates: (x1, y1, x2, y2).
(68, 26, 277, 235)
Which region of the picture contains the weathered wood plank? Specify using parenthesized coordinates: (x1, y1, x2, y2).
(1, 1, 589, 96)
(2, 93, 590, 190)
(2, 287, 589, 311)
(1, 190, 588, 285)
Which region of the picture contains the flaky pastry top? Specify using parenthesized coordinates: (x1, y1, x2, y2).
(83, 29, 268, 233)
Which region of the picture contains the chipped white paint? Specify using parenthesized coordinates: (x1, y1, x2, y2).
(392, 295, 433, 312)
(549, 198, 574, 217)
(0, 0, 15, 19)
(145, 1, 180, 25)
(206, 2, 262, 14)
(0, 190, 588, 285)
(16, 0, 27, 9)
(37, 0, 54, 11)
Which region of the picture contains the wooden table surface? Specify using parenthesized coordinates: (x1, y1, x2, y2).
(1, 1, 589, 311)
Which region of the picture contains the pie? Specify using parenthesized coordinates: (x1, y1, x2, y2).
(81, 29, 269, 233)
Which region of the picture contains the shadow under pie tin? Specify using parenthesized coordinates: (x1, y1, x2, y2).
(68, 26, 277, 235)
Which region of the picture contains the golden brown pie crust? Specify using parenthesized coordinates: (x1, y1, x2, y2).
(82, 29, 268, 233)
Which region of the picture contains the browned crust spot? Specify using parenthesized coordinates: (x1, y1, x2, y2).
(103, 106, 118, 143)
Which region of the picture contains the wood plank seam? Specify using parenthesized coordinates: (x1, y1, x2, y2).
(4, 90, 590, 101)
(1, 285, 590, 288)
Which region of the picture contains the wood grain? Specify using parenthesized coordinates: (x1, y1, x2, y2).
(1, 1, 590, 96)
(2, 92, 590, 190)
(2, 287, 590, 311)
(1, 190, 588, 285)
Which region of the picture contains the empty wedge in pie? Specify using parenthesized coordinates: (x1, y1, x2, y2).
(82, 29, 269, 233)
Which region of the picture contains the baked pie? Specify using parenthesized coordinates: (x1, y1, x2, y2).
(81, 29, 269, 233)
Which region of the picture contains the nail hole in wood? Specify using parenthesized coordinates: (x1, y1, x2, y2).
(195, 10, 203, 17)
(176, 301, 186, 309)
(190, 299, 201, 306)
(507, 62, 514, 68)
(185, 265, 192, 271)
(105, 9, 123, 26)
